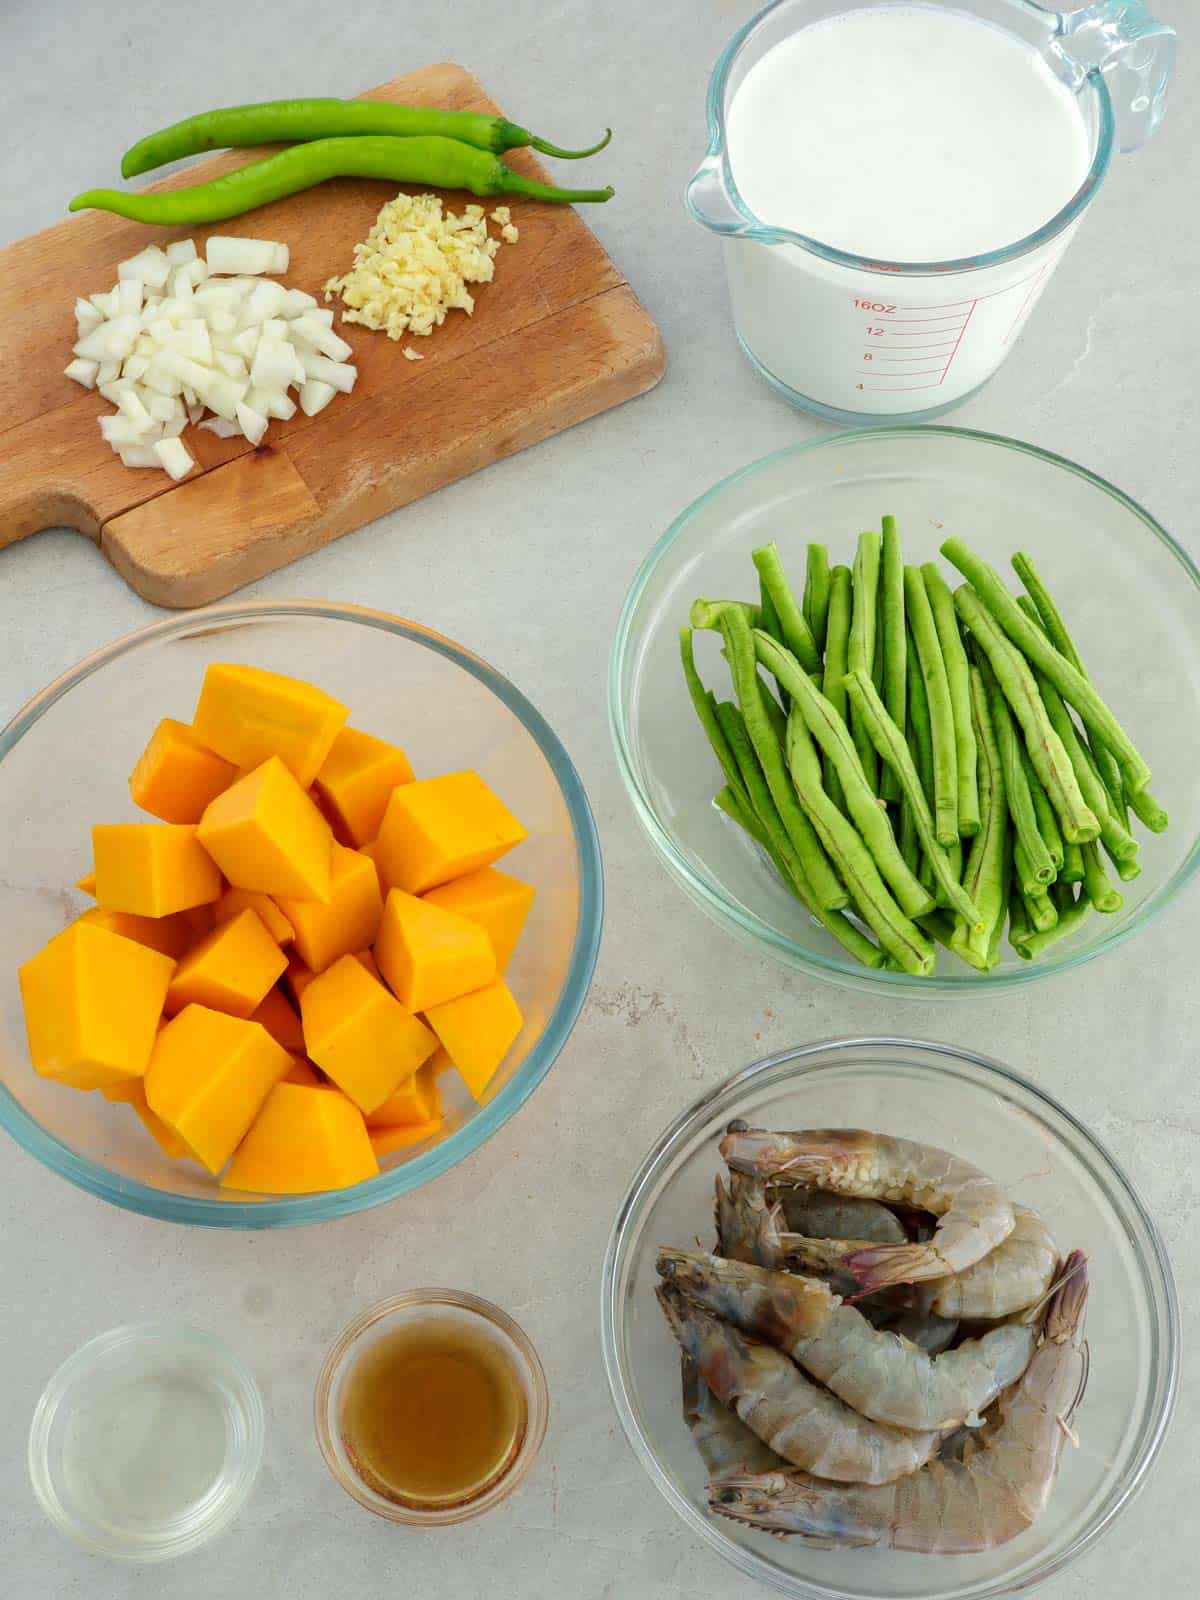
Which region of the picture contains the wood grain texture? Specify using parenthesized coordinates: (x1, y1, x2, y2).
(0, 62, 664, 606)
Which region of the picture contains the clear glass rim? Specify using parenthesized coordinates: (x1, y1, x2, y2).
(313, 1287, 550, 1526)
(27, 1321, 265, 1563)
(0, 599, 604, 1227)
(607, 424, 1200, 992)
(690, 0, 1115, 275)
(600, 1036, 1181, 1600)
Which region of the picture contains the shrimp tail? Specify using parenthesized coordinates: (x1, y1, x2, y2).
(1043, 1249, 1089, 1342)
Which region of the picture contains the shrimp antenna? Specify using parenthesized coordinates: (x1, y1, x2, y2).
(1064, 1337, 1091, 1426)
(1022, 1251, 1088, 1323)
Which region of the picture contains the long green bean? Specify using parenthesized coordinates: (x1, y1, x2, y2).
(1008, 880, 1032, 958)
(1013, 838, 1049, 899)
(1013, 895, 1093, 959)
(879, 517, 906, 805)
(842, 669, 984, 932)
(952, 585, 1098, 844)
(904, 566, 958, 845)
(1021, 746, 1064, 871)
(1061, 840, 1085, 885)
(751, 544, 821, 675)
(754, 631, 934, 919)
(803, 544, 832, 654)
(1081, 842, 1123, 913)
(942, 539, 1152, 794)
(932, 840, 963, 911)
(952, 666, 1009, 969)
(906, 629, 935, 808)
(822, 566, 853, 812)
(980, 659, 1055, 887)
(922, 563, 979, 836)
(1032, 666, 1139, 862)
(784, 708, 935, 975)
(758, 577, 783, 645)
(694, 602, 848, 911)
(1126, 782, 1170, 834)
(1022, 886, 1059, 933)
(848, 532, 883, 790)
(1011, 552, 1127, 807)
(716, 707, 885, 968)
(679, 628, 752, 816)
(899, 802, 919, 874)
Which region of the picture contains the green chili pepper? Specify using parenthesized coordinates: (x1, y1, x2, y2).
(120, 98, 613, 179)
(70, 135, 614, 224)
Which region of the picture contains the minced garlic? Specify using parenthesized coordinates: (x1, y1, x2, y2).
(324, 193, 514, 343)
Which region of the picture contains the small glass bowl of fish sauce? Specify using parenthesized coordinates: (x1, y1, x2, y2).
(314, 1289, 549, 1526)
(602, 1038, 1179, 1600)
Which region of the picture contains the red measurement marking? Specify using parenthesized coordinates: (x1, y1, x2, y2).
(863, 381, 945, 392)
(935, 298, 979, 384)
(1001, 263, 1050, 345)
(856, 370, 944, 378)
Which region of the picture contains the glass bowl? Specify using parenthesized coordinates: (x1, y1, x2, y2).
(608, 426, 1200, 993)
(601, 1038, 1179, 1600)
(0, 601, 602, 1226)
(28, 1323, 264, 1562)
(314, 1288, 549, 1526)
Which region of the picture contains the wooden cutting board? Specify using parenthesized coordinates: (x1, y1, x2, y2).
(0, 63, 664, 607)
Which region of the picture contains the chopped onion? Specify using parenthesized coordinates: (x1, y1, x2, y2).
(299, 378, 336, 416)
(206, 237, 285, 276)
(65, 358, 99, 388)
(73, 232, 355, 475)
(154, 436, 195, 479)
(235, 401, 269, 445)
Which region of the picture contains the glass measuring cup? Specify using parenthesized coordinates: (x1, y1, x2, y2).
(687, 1, 1175, 424)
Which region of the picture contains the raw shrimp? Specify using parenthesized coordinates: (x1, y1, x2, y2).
(721, 1127, 1014, 1288)
(782, 1204, 1057, 1321)
(681, 1357, 784, 1479)
(715, 1174, 787, 1267)
(708, 1251, 1088, 1552)
(776, 1187, 907, 1245)
(656, 1285, 943, 1485)
(658, 1248, 1037, 1431)
(929, 1205, 1058, 1320)
(888, 1309, 959, 1356)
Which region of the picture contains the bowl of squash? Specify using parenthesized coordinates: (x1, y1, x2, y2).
(0, 601, 602, 1227)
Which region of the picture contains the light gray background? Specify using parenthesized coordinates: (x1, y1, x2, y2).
(1, 2, 1195, 1596)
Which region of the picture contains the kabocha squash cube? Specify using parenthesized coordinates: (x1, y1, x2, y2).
(145, 1005, 292, 1174)
(78, 905, 194, 960)
(277, 843, 383, 973)
(300, 953, 437, 1114)
(129, 719, 237, 824)
(75, 871, 97, 897)
(222, 1081, 378, 1194)
(165, 909, 288, 1019)
(108, 1077, 193, 1160)
(18, 921, 174, 1091)
(372, 771, 527, 894)
(249, 986, 305, 1054)
(425, 979, 523, 1101)
(365, 1060, 442, 1129)
(283, 1057, 322, 1087)
(422, 868, 535, 972)
(213, 887, 294, 945)
(374, 889, 495, 1012)
(370, 1117, 443, 1158)
(313, 726, 414, 846)
(197, 757, 334, 903)
(429, 1044, 455, 1075)
(93, 823, 222, 917)
(193, 663, 348, 788)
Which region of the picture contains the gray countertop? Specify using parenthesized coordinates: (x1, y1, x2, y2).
(1, 2, 1196, 1596)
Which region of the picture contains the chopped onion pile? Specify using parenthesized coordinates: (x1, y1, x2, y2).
(66, 236, 357, 480)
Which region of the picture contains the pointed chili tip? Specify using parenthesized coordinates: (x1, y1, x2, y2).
(531, 126, 613, 160)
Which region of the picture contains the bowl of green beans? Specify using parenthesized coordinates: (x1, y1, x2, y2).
(608, 426, 1200, 992)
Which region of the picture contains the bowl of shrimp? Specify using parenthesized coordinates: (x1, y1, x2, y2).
(601, 1038, 1179, 1600)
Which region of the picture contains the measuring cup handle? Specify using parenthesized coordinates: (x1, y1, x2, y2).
(1055, 2, 1177, 152)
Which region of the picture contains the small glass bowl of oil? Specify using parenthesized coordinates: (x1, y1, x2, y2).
(27, 1323, 264, 1561)
(315, 1289, 549, 1526)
